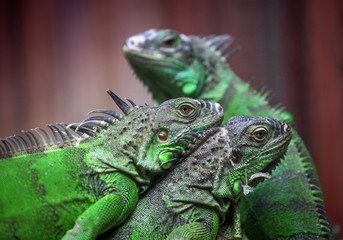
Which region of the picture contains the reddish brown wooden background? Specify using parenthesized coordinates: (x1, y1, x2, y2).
(1, 0, 342, 236)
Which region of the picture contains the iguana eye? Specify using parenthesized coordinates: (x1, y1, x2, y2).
(232, 151, 242, 165)
(180, 105, 193, 115)
(157, 128, 169, 142)
(162, 38, 176, 47)
(252, 127, 268, 141)
(159, 31, 181, 48)
(175, 101, 199, 120)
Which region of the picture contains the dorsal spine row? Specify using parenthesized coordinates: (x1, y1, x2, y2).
(0, 89, 137, 159)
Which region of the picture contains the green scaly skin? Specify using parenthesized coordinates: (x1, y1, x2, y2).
(0, 90, 223, 240)
(123, 29, 331, 239)
(101, 116, 291, 240)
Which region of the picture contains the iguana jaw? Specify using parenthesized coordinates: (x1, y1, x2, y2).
(237, 136, 291, 196)
(123, 47, 186, 69)
(245, 125, 292, 188)
(149, 98, 223, 170)
(226, 116, 292, 195)
(247, 153, 285, 188)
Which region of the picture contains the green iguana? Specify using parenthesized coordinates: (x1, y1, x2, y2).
(101, 116, 291, 240)
(123, 29, 331, 239)
(0, 89, 224, 240)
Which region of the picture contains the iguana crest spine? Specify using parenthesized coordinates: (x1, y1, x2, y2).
(0, 89, 135, 159)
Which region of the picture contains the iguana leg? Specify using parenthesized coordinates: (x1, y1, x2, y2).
(167, 210, 219, 240)
(62, 175, 138, 240)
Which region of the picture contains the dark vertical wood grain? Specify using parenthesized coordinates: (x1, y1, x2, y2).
(305, 0, 343, 232)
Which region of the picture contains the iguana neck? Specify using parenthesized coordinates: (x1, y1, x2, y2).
(189, 36, 231, 107)
(82, 105, 158, 185)
(160, 128, 231, 227)
(188, 36, 293, 124)
(199, 60, 291, 124)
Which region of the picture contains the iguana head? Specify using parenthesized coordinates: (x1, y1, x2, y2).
(222, 116, 291, 199)
(137, 96, 223, 171)
(76, 90, 224, 173)
(123, 29, 232, 104)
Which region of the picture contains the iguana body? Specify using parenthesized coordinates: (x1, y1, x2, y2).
(101, 116, 291, 240)
(0, 90, 223, 240)
(123, 29, 331, 239)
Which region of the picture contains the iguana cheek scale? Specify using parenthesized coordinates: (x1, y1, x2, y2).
(0, 90, 224, 240)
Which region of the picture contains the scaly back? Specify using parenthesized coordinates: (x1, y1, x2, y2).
(0, 89, 137, 160)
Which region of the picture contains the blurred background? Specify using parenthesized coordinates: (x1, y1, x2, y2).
(0, 0, 342, 236)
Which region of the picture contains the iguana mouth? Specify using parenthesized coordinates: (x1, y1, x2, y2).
(262, 153, 284, 175)
(247, 143, 289, 188)
(247, 155, 284, 188)
(124, 50, 187, 102)
(123, 48, 185, 70)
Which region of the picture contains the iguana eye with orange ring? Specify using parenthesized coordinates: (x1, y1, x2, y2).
(251, 127, 268, 141)
(157, 128, 169, 143)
